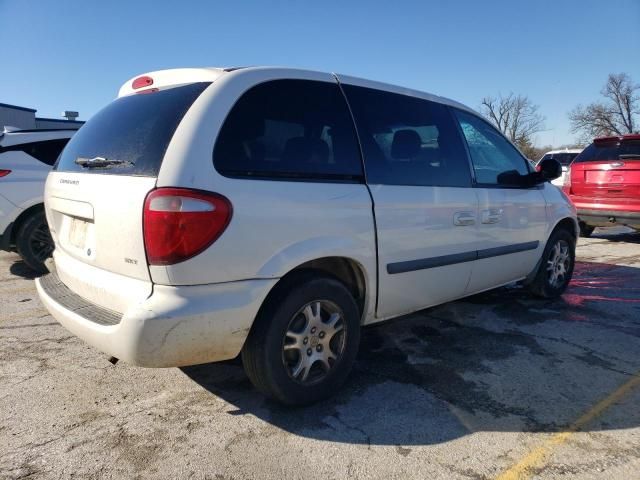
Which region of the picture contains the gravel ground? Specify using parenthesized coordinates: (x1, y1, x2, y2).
(1, 227, 639, 479)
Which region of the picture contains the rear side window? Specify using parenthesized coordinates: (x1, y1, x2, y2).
(214, 80, 362, 181)
(453, 109, 530, 185)
(0, 138, 69, 166)
(342, 85, 471, 187)
(574, 141, 640, 162)
(56, 82, 210, 176)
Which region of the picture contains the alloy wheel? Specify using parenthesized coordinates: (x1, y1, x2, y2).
(281, 300, 347, 385)
(546, 239, 570, 289)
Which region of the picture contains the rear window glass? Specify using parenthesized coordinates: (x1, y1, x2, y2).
(55, 82, 210, 176)
(0, 138, 70, 166)
(213, 79, 362, 181)
(574, 141, 640, 163)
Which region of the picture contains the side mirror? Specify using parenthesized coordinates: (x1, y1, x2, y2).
(537, 158, 562, 181)
(497, 159, 563, 187)
(497, 169, 524, 186)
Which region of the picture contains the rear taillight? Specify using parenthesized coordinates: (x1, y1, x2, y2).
(143, 188, 232, 266)
(0, 169, 11, 177)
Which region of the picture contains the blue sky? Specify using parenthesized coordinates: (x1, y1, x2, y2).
(1, 0, 638, 147)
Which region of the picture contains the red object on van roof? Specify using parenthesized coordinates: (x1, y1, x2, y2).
(132, 76, 154, 89)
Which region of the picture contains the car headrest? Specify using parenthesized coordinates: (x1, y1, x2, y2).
(391, 129, 421, 160)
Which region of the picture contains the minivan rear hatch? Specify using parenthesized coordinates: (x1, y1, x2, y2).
(569, 136, 640, 199)
(46, 81, 211, 311)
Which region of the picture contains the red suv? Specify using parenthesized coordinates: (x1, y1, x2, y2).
(564, 134, 640, 237)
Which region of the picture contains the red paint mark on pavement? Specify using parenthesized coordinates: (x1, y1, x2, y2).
(563, 293, 640, 307)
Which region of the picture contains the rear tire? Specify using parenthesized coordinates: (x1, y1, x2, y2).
(579, 223, 595, 238)
(528, 229, 576, 298)
(15, 211, 54, 274)
(242, 271, 360, 406)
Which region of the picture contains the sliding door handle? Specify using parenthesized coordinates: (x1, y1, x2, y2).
(453, 211, 476, 226)
(481, 208, 503, 224)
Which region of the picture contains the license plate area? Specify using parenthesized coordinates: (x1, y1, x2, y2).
(586, 169, 640, 184)
(58, 214, 96, 260)
(69, 218, 89, 248)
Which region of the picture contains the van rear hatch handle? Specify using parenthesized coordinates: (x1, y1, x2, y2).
(75, 156, 134, 168)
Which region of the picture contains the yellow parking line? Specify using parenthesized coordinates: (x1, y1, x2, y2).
(495, 373, 640, 480)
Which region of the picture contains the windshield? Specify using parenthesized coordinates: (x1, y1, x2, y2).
(55, 82, 210, 176)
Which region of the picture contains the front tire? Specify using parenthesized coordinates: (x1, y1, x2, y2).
(528, 229, 576, 298)
(15, 211, 54, 274)
(242, 272, 361, 406)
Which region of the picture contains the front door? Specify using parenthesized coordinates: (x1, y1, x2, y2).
(452, 109, 547, 294)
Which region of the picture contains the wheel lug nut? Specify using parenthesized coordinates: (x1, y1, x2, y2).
(319, 331, 325, 338)
(316, 345, 322, 352)
(311, 327, 316, 334)
(307, 348, 312, 356)
(303, 337, 308, 344)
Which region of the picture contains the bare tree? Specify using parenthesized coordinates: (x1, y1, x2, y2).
(480, 93, 545, 158)
(569, 73, 639, 141)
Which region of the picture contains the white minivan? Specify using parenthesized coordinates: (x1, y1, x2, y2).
(36, 67, 577, 405)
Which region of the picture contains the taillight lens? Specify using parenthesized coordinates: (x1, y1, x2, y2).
(143, 188, 232, 266)
(132, 76, 154, 89)
(0, 169, 11, 177)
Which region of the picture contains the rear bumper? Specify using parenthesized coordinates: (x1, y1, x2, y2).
(36, 272, 277, 367)
(576, 208, 640, 228)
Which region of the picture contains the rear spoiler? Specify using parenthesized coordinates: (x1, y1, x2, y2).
(117, 68, 225, 98)
(594, 134, 640, 145)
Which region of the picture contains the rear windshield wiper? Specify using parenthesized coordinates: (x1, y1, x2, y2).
(75, 156, 134, 168)
(618, 154, 640, 159)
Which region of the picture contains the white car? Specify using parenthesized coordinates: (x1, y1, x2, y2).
(537, 148, 583, 186)
(36, 67, 577, 405)
(0, 127, 77, 272)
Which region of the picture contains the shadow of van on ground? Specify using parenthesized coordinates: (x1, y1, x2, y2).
(183, 259, 640, 446)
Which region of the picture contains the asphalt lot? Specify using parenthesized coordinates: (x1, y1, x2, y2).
(1, 228, 639, 479)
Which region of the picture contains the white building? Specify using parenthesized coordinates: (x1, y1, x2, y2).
(0, 102, 84, 130)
